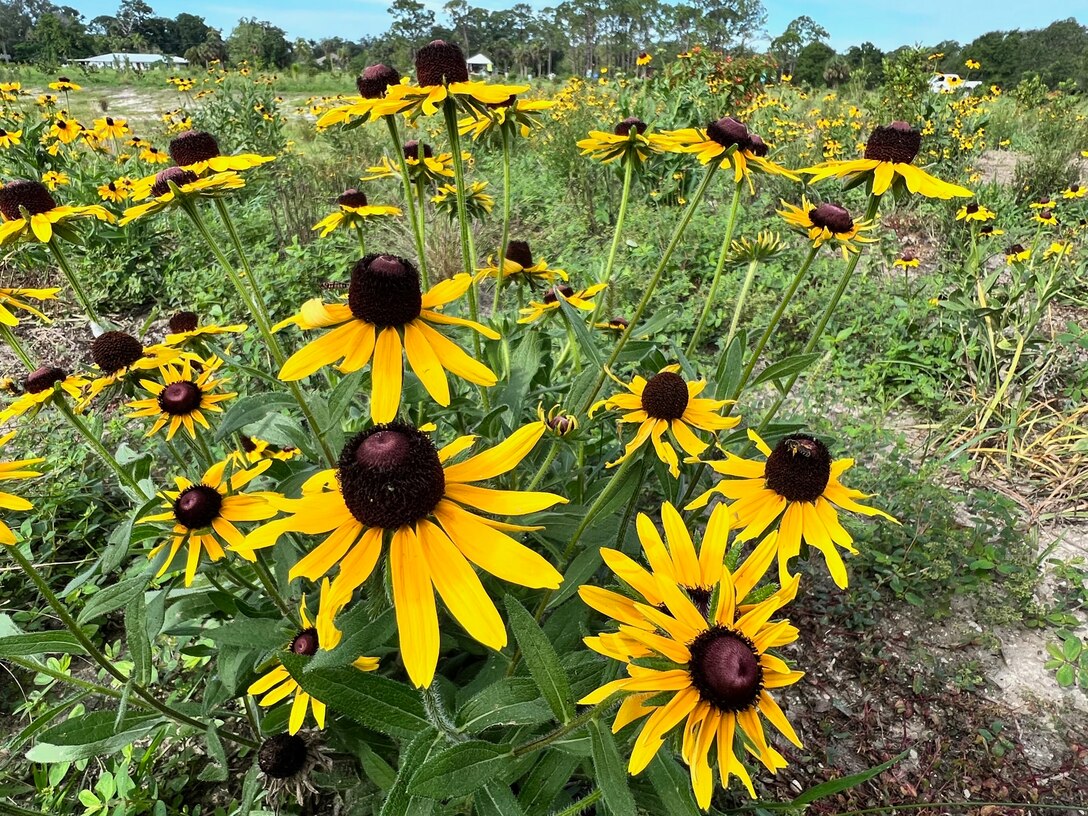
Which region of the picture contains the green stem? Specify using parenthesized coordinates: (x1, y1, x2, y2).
(386, 116, 429, 284)
(493, 124, 513, 316)
(47, 239, 101, 328)
(686, 178, 743, 355)
(6, 545, 258, 749)
(757, 194, 882, 432)
(976, 331, 1025, 431)
(355, 223, 367, 256)
(526, 438, 560, 492)
(181, 200, 336, 466)
(552, 790, 602, 816)
(0, 324, 35, 369)
(593, 153, 636, 323)
(731, 244, 819, 401)
(212, 198, 277, 338)
(511, 701, 609, 757)
(579, 161, 721, 415)
(442, 98, 476, 280)
(560, 451, 639, 567)
(421, 684, 464, 742)
(252, 551, 294, 619)
(53, 395, 146, 498)
(6, 654, 122, 699)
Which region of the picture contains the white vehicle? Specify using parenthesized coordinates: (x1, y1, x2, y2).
(929, 73, 981, 93)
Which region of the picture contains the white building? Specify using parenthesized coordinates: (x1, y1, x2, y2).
(466, 53, 493, 75)
(67, 52, 188, 70)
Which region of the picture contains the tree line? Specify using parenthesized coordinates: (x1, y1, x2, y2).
(1, 0, 1086, 92)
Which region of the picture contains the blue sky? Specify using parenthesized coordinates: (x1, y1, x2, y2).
(71, 0, 1082, 52)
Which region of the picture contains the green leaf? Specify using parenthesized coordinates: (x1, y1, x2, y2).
(207, 616, 287, 649)
(646, 754, 700, 816)
(214, 393, 298, 441)
(408, 740, 515, 799)
(197, 726, 229, 782)
(26, 711, 163, 763)
(305, 607, 396, 672)
(325, 369, 365, 426)
(280, 653, 427, 739)
(791, 749, 907, 805)
(125, 593, 152, 687)
(557, 296, 604, 368)
(378, 727, 441, 816)
(516, 751, 579, 814)
(0, 632, 88, 657)
(1062, 637, 1083, 662)
(505, 596, 574, 724)
(456, 678, 553, 733)
(474, 783, 526, 816)
(77, 577, 147, 624)
(750, 353, 821, 390)
(1056, 663, 1075, 687)
(589, 719, 636, 816)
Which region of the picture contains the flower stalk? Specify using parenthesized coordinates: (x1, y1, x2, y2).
(686, 177, 744, 355)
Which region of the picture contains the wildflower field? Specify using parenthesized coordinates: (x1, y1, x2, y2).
(1, 40, 1088, 816)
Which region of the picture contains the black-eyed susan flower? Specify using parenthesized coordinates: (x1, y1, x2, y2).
(777, 199, 875, 257)
(240, 420, 566, 688)
(49, 77, 81, 92)
(965, 59, 981, 70)
(1044, 240, 1072, 260)
(1062, 184, 1086, 199)
(0, 286, 59, 326)
(235, 436, 301, 464)
(892, 252, 919, 269)
(802, 121, 973, 199)
(276, 255, 498, 423)
(577, 118, 668, 164)
(1029, 198, 1055, 210)
(1005, 243, 1031, 264)
(1033, 208, 1058, 227)
(579, 556, 803, 806)
(956, 202, 995, 222)
(139, 145, 170, 164)
(979, 224, 1005, 237)
(518, 283, 606, 324)
(362, 142, 456, 184)
(374, 40, 528, 119)
(168, 129, 275, 175)
(458, 95, 554, 140)
(591, 365, 739, 478)
(0, 367, 88, 424)
(141, 458, 278, 586)
(595, 316, 630, 333)
(0, 180, 114, 246)
(247, 579, 379, 733)
(97, 179, 133, 203)
(658, 117, 799, 187)
(257, 731, 330, 806)
(41, 171, 69, 190)
(637, 51, 652, 66)
(476, 239, 567, 285)
(688, 430, 896, 589)
(312, 189, 400, 238)
(538, 403, 578, 437)
(314, 65, 403, 128)
(0, 128, 21, 149)
(0, 432, 45, 545)
(431, 181, 494, 219)
(48, 115, 81, 143)
(119, 168, 244, 225)
(127, 356, 235, 440)
(94, 116, 129, 139)
(162, 311, 246, 348)
(80, 330, 187, 408)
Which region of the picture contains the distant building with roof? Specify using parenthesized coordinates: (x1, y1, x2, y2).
(67, 52, 188, 70)
(466, 53, 493, 75)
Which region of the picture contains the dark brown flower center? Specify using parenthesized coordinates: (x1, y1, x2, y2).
(764, 434, 831, 503)
(168, 311, 199, 334)
(347, 254, 422, 327)
(150, 167, 198, 197)
(258, 734, 309, 780)
(608, 317, 629, 329)
(338, 188, 368, 208)
(338, 423, 446, 529)
(0, 180, 57, 219)
(542, 285, 574, 304)
(614, 117, 647, 136)
(415, 39, 469, 86)
(172, 484, 223, 529)
(291, 627, 319, 656)
(808, 203, 854, 234)
(25, 366, 67, 394)
(863, 121, 921, 164)
(91, 331, 143, 373)
(357, 64, 401, 99)
(1039, 209, 1054, 220)
(240, 435, 257, 452)
(403, 140, 433, 161)
(706, 116, 751, 150)
(158, 381, 202, 415)
(965, 203, 979, 214)
(1007, 243, 1026, 256)
(640, 371, 689, 420)
(169, 130, 221, 166)
(504, 240, 534, 268)
(685, 585, 713, 618)
(688, 627, 764, 712)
